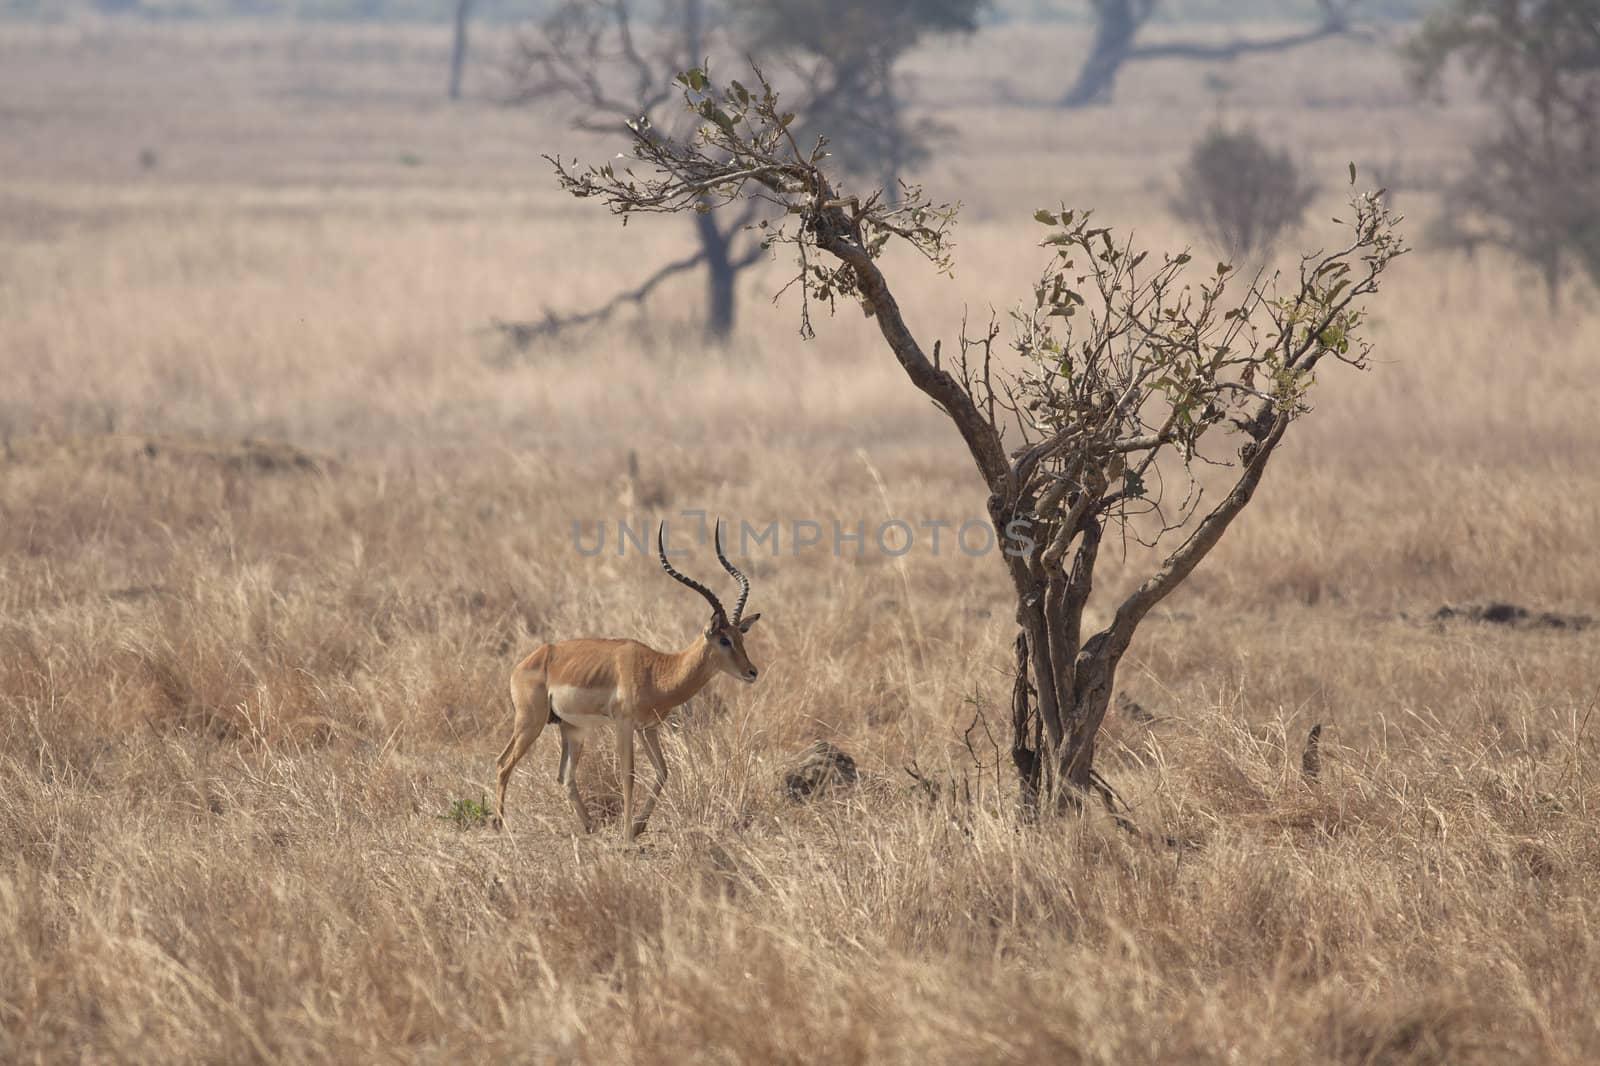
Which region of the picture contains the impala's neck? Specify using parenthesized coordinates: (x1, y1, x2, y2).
(654, 635, 721, 709)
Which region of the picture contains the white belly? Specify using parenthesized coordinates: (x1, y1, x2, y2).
(549, 684, 617, 734)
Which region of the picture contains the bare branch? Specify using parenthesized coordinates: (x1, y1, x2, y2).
(489, 248, 707, 350)
(1129, 22, 1365, 62)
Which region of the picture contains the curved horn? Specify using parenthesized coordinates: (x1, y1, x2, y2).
(714, 518, 751, 625)
(658, 522, 726, 622)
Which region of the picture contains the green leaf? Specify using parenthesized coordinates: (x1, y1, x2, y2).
(1348, 161, 1357, 185)
(697, 102, 736, 135)
(1034, 209, 1059, 225)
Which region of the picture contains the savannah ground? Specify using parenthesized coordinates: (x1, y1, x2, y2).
(2, 14, 1599, 1064)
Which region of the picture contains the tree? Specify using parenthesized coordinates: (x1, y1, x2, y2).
(1060, 0, 1363, 108)
(732, 0, 986, 197)
(1405, 0, 1600, 309)
(449, 0, 475, 101)
(1170, 125, 1316, 262)
(551, 68, 1403, 813)
(504, 0, 760, 342)
(503, 0, 980, 344)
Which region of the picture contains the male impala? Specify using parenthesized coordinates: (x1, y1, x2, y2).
(493, 520, 762, 842)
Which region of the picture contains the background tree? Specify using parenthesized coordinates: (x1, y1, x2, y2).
(1406, 0, 1600, 309)
(502, 0, 980, 344)
(448, 0, 475, 101)
(732, 0, 986, 197)
(1170, 124, 1316, 262)
(503, 0, 760, 342)
(550, 67, 1403, 813)
(1061, 0, 1363, 108)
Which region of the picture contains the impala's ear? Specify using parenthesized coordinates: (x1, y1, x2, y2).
(737, 613, 761, 633)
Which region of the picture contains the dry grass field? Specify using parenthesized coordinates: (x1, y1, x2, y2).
(3, 14, 1599, 1064)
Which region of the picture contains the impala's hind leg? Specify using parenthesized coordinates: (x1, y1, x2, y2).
(557, 721, 593, 835)
(494, 662, 550, 828)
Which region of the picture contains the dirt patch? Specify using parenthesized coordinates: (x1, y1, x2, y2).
(1431, 602, 1592, 633)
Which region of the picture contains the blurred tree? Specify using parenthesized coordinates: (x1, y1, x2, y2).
(1060, 0, 1363, 107)
(551, 66, 1404, 816)
(731, 0, 986, 196)
(449, 0, 475, 100)
(1170, 124, 1316, 261)
(501, 0, 758, 342)
(1406, 0, 1600, 309)
(501, 0, 979, 343)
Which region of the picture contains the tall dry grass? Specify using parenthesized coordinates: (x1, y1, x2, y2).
(2, 16, 1599, 1065)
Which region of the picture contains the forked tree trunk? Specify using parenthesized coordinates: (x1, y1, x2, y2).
(1006, 577, 1121, 812)
(798, 176, 1305, 819)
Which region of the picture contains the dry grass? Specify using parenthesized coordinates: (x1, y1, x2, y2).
(3, 16, 1599, 1065)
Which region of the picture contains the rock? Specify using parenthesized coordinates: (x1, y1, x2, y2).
(1117, 692, 1156, 722)
(783, 741, 859, 801)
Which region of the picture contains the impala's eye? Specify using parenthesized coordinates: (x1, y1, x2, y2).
(719, 636, 732, 648)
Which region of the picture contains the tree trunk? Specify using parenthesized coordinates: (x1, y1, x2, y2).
(880, 66, 905, 205)
(1059, 0, 1144, 107)
(694, 210, 736, 340)
(448, 0, 474, 102)
(1061, 643, 1118, 794)
(1543, 250, 1562, 313)
(1007, 623, 1123, 812)
(1011, 631, 1042, 819)
(707, 253, 736, 339)
(683, 0, 705, 68)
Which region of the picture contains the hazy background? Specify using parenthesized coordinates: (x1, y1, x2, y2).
(2, 2, 1598, 1062)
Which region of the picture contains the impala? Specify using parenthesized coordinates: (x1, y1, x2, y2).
(493, 520, 762, 842)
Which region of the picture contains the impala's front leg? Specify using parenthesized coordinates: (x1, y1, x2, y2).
(632, 723, 669, 838)
(616, 717, 638, 845)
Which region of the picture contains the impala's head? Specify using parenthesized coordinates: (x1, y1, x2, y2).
(658, 520, 762, 683)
